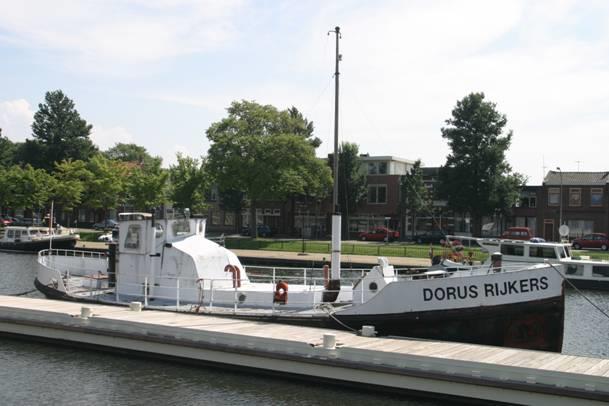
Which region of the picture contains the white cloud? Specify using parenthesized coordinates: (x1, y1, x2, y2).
(90, 125, 135, 150)
(0, 0, 244, 75)
(0, 99, 34, 141)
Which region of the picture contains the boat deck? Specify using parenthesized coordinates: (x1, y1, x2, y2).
(0, 296, 607, 405)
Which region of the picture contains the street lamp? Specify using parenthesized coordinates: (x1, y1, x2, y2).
(556, 167, 563, 236)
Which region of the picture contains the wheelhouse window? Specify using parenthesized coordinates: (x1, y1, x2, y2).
(529, 246, 558, 259)
(500, 244, 524, 256)
(172, 220, 191, 236)
(591, 188, 603, 207)
(547, 188, 560, 206)
(565, 264, 583, 276)
(367, 184, 387, 204)
(124, 225, 141, 249)
(592, 266, 609, 278)
(569, 188, 581, 207)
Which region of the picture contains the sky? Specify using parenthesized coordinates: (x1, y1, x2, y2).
(1, 0, 609, 185)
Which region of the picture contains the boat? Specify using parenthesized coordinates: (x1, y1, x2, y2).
(0, 225, 79, 252)
(449, 236, 609, 291)
(33, 27, 565, 352)
(35, 212, 565, 352)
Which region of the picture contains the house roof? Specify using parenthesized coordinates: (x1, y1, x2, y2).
(543, 171, 609, 186)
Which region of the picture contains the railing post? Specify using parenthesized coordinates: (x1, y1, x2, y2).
(144, 277, 148, 307)
(303, 268, 307, 286)
(176, 278, 180, 310)
(233, 284, 238, 313)
(272, 267, 276, 283)
(209, 280, 214, 310)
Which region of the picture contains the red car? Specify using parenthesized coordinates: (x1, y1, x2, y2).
(358, 227, 400, 242)
(501, 227, 533, 241)
(572, 233, 609, 251)
(0, 216, 13, 226)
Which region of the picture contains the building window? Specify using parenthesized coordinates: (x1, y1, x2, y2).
(566, 220, 594, 238)
(591, 188, 603, 207)
(224, 212, 234, 226)
(378, 162, 387, 174)
(519, 192, 537, 208)
(547, 188, 560, 206)
(367, 163, 377, 175)
(368, 185, 387, 204)
(569, 188, 581, 207)
(209, 186, 219, 202)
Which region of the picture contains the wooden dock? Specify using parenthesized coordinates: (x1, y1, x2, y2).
(1, 296, 608, 405)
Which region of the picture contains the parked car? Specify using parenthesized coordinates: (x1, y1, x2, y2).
(501, 227, 533, 241)
(413, 230, 453, 245)
(358, 227, 400, 242)
(93, 219, 118, 230)
(241, 224, 273, 237)
(572, 233, 609, 251)
(0, 216, 14, 226)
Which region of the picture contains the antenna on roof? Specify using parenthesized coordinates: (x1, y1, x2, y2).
(575, 160, 582, 171)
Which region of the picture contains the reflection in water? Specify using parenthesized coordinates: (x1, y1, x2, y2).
(1, 252, 609, 405)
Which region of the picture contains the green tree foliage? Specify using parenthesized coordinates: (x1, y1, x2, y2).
(0, 129, 17, 168)
(0, 165, 54, 211)
(206, 101, 332, 235)
(400, 160, 430, 239)
(125, 158, 168, 211)
(84, 155, 128, 217)
(30, 90, 97, 170)
(328, 142, 367, 234)
(104, 143, 158, 165)
(168, 153, 208, 213)
(439, 92, 525, 235)
(51, 160, 93, 211)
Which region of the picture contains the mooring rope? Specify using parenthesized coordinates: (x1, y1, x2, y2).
(316, 303, 358, 333)
(548, 263, 609, 321)
(9, 288, 38, 296)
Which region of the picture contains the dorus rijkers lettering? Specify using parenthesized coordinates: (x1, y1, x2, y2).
(423, 276, 549, 302)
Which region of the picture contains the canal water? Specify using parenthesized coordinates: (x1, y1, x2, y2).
(1, 252, 608, 405)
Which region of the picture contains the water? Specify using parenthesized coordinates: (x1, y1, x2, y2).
(1, 252, 608, 405)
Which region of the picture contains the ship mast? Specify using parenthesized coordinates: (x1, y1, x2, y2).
(327, 26, 342, 300)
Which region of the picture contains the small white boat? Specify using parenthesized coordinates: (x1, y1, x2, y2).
(0, 225, 79, 252)
(450, 236, 609, 291)
(35, 212, 565, 352)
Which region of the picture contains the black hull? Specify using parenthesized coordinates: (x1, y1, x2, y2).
(35, 276, 564, 353)
(0, 238, 77, 252)
(565, 278, 609, 291)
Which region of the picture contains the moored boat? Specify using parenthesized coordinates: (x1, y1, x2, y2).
(0, 225, 79, 252)
(451, 235, 609, 291)
(35, 212, 565, 352)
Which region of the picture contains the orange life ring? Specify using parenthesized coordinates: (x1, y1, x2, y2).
(224, 264, 241, 288)
(274, 280, 288, 304)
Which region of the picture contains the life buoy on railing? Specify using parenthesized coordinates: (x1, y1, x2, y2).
(224, 264, 241, 288)
(274, 280, 288, 304)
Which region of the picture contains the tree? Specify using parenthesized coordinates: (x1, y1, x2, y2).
(0, 129, 17, 168)
(104, 143, 157, 165)
(0, 165, 54, 214)
(206, 100, 332, 237)
(51, 160, 93, 214)
(31, 90, 97, 170)
(438, 92, 524, 236)
(84, 154, 128, 219)
(328, 142, 367, 235)
(125, 158, 168, 211)
(400, 160, 430, 239)
(168, 153, 208, 213)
